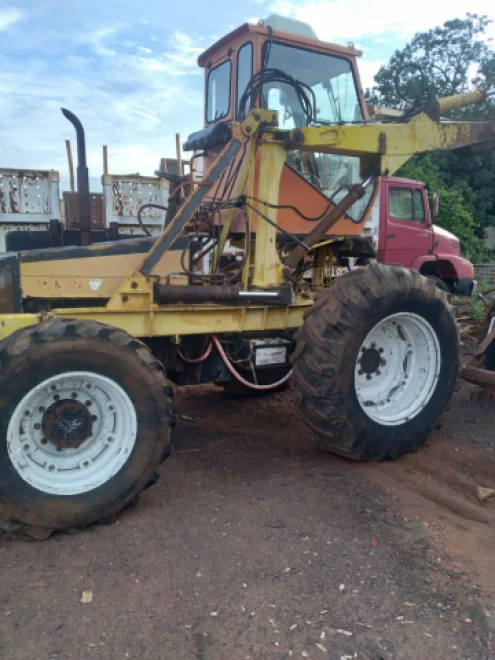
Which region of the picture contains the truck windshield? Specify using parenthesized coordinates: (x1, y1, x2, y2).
(263, 42, 373, 222)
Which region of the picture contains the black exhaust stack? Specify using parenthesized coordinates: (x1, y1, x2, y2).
(61, 108, 91, 246)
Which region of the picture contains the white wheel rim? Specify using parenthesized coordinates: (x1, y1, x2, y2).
(354, 312, 441, 426)
(7, 371, 138, 495)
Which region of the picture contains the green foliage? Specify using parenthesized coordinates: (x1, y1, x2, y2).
(367, 13, 495, 259)
(469, 297, 488, 323)
(368, 14, 494, 108)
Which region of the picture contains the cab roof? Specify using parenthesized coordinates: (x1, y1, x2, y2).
(197, 21, 363, 68)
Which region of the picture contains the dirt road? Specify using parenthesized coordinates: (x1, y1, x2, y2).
(0, 380, 494, 659)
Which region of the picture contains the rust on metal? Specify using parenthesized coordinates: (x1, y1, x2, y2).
(475, 323, 495, 357)
(0, 170, 58, 218)
(63, 192, 105, 229)
(42, 399, 94, 450)
(459, 365, 495, 388)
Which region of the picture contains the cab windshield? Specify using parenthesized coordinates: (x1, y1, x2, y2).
(263, 42, 373, 222)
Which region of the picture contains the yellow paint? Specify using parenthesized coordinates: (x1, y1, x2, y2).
(0, 314, 42, 341)
(48, 297, 312, 337)
(20, 251, 186, 299)
(262, 114, 495, 176)
(249, 141, 288, 288)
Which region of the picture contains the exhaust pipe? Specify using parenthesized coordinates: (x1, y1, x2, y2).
(61, 108, 91, 246)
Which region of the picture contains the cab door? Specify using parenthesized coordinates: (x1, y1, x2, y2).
(382, 183, 433, 267)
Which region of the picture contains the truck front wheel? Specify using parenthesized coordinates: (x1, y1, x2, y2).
(292, 264, 458, 461)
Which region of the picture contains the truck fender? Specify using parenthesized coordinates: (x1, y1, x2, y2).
(412, 254, 473, 280)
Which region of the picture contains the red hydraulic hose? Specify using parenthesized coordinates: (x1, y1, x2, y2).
(177, 340, 213, 364)
(212, 335, 292, 391)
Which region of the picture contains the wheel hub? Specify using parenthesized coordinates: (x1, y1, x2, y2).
(354, 313, 441, 426)
(42, 399, 93, 449)
(359, 346, 382, 376)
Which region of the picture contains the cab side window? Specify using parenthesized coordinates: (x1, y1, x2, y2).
(206, 60, 232, 123)
(389, 187, 425, 223)
(237, 43, 253, 113)
(413, 189, 425, 222)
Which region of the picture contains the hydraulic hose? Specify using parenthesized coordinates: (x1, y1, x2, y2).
(212, 336, 292, 391)
(177, 341, 213, 364)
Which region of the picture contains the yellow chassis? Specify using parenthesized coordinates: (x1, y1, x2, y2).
(1, 93, 494, 343)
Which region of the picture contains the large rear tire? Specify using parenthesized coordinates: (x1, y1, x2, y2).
(292, 264, 458, 461)
(0, 319, 175, 537)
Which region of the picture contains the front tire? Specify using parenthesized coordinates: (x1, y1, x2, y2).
(0, 320, 175, 537)
(292, 264, 458, 461)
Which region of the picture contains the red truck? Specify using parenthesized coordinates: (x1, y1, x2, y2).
(361, 176, 475, 295)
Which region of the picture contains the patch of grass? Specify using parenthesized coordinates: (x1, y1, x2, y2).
(476, 279, 492, 294)
(469, 298, 487, 323)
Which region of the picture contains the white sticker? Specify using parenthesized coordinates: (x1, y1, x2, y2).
(89, 279, 103, 291)
(255, 347, 287, 366)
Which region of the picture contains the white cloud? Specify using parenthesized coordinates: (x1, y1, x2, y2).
(357, 59, 384, 90)
(160, 31, 204, 74)
(269, 0, 495, 43)
(81, 26, 120, 58)
(0, 8, 23, 31)
(0, 23, 206, 185)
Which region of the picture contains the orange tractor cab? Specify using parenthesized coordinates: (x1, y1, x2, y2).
(185, 16, 375, 251)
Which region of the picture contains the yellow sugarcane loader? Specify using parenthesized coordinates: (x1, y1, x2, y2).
(1, 16, 494, 537)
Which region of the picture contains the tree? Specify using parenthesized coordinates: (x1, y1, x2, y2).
(368, 14, 494, 109)
(367, 14, 495, 258)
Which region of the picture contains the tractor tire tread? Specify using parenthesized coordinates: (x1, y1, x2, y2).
(292, 264, 458, 461)
(0, 319, 173, 538)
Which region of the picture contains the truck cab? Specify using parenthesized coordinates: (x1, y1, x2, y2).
(376, 177, 474, 294)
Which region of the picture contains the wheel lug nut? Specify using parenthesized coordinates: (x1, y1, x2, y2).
(379, 348, 384, 353)
(71, 392, 78, 399)
(85, 400, 92, 407)
(54, 395, 60, 401)
(358, 369, 363, 376)
(39, 406, 46, 413)
(366, 374, 372, 380)
(34, 423, 41, 430)
(41, 438, 47, 445)
(91, 415, 97, 422)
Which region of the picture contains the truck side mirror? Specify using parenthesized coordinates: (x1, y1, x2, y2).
(432, 192, 439, 219)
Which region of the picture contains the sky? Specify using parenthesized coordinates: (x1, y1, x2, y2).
(1, 0, 494, 192)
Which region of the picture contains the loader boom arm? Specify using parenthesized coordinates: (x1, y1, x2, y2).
(262, 106, 495, 178)
(135, 89, 494, 285)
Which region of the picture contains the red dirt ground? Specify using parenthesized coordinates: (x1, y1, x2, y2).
(0, 379, 493, 659)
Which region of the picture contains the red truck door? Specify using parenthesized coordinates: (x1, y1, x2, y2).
(381, 181, 433, 267)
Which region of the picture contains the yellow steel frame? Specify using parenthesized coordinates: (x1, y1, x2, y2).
(263, 113, 495, 177)
(1, 98, 494, 342)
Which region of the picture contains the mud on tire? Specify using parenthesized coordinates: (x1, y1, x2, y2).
(0, 319, 175, 538)
(291, 264, 458, 461)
